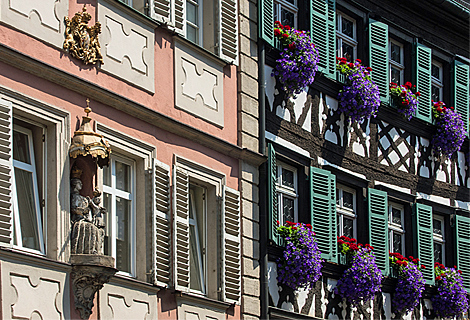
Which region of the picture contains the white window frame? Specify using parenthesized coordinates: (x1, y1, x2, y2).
(103, 154, 136, 277)
(336, 12, 357, 62)
(431, 60, 443, 102)
(389, 39, 404, 84)
(185, 0, 203, 45)
(336, 184, 357, 239)
(276, 162, 298, 225)
(11, 124, 45, 255)
(388, 203, 405, 254)
(433, 215, 445, 265)
(274, 0, 298, 29)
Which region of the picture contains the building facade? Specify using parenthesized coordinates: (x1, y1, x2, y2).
(259, 0, 470, 319)
(0, 0, 264, 319)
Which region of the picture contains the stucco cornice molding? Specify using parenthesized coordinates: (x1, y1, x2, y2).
(0, 43, 266, 166)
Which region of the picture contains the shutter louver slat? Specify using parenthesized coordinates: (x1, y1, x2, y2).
(311, 167, 337, 263)
(368, 20, 389, 103)
(152, 0, 172, 24)
(173, 0, 184, 34)
(456, 215, 470, 292)
(368, 188, 389, 276)
(452, 61, 469, 135)
(267, 144, 279, 245)
(222, 186, 241, 304)
(173, 166, 190, 291)
(415, 43, 432, 122)
(153, 159, 171, 287)
(259, 0, 274, 46)
(413, 203, 434, 285)
(219, 0, 238, 64)
(0, 99, 12, 247)
(310, 0, 335, 79)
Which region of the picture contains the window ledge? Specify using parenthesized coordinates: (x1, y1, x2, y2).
(173, 35, 230, 67)
(174, 290, 233, 310)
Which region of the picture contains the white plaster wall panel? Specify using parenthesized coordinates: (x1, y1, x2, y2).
(456, 151, 466, 186)
(267, 261, 280, 306)
(175, 41, 224, 127)
(0, 0, 68, 48)
(419, 137, 430, 178)
(98, 0, 155, 93)
(1, 259, 70, 320)
(176, 296, 225, 320)
(99, 281, 156, 320)
(324, 95, 345, 146)
(265, 65, 277, 112)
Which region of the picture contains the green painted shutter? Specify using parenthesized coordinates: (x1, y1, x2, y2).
(259, 0, 274, 46)
(368, 20, 389, 103)
(415, 43, 432, 122)
(310, 0, 336, 79)
(368, 188, 389, 276)
(413, 203, 435, 285)
(455, 215, 470, 292)
(452, 61, 469, 135)
(267, 143, 279, 245)
(311, 167, 337, 263)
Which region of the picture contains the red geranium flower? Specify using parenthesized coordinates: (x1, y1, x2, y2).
(274, 28, 281, 36)
(281, 33, 288, 38)
(284, 25, 291, 30)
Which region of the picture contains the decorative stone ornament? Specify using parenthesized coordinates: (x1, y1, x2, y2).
(64, 5, 103, 65)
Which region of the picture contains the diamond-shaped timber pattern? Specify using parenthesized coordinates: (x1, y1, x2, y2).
(349, 120, 369, 157)
(377, 121, 414, 173)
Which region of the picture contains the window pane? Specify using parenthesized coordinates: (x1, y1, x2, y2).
(189, 188, 205, 292)
(103, 164, 111, 187)
(432, 85, 441, 102)
(342, 43, 354, 62)
(341, 17, 354, 38)
(104, 192, 111, 257)
(13, 131, 31, 164)
(393, 232, 402, 254)
(434, 242, 443, 264)
(343, 217, 354, 238)
(115, 161, 131, 192)
(280, 8, 295, 27)
(391, 207, 402, 225)
(281, 168, 294, 188)
(433, 219, 442, 236)
(390, 43, 401, 63)
(189, 225, 204, 291)
(186, 2, 198, 25)
(282, 196, 294, 223)
(15, 168, 40, 251)
(342, 191, 353, 209)
(116, 196, 131, 272)
(432, 64, 440, 80)
(391, 67, 401, 84)
(187, 25, 198, 44)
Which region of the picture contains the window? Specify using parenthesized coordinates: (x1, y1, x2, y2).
(336, 12, 357, 62)
(276, 163, 298, 225)
(186, 0, 202, 44)
(103, 155, 136, 276)
(336, 185, 356, 239)
(274, 0, 298, 29)
(120, 0, 148, 14)
(390, 39, 404, 84)
(189, 184, 206, 293)
(388, 203, 405, 254)
(431, 60, 443, 102)
(433, 216, 445, 264)
(12, 124, 44, 253)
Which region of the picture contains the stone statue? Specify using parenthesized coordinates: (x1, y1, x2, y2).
(71, 176, 93, 223)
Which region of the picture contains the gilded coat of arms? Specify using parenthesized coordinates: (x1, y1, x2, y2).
(63, 5, 103, 65)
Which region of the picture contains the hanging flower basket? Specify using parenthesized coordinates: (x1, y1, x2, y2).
(389, 252, 426, 315)
(431, 101, 465, 159)
(336, 57, 381, 123)
(272, 21, 320, 98)
(389, 82, 420, 120)
(431, 263, 469, 318)
(277, 221, 323, 291)
(335, 236, 383, 306)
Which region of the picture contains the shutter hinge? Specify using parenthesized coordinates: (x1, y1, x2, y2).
(203, 193, 205, 201)
(41, 199, 45, 207)
(42, 134, 45, 142)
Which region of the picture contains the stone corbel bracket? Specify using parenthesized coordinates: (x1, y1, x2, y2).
(71, 254, 117, 319)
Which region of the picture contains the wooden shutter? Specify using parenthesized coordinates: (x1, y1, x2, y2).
(310, 0, 336, 79)
(259, 0, 274, 46)
(455, 215, 470, 292)
(172, 0, 185, 35)
(368, 19, 389, 103)
(413, 203, 434, 285)
(153, 159, 171, 287)
(222, 186, 241, 304)
(267, 143, 279, 245)
(152, 0, 172, 24)
(172, 166, 190, 291)
(310, 167, 337, 263)
(452, 60, 469, 135)
(219, 0, 238, 64)
(415, 43, 432, 122)
(368, 188, 389, 276)
(0, 99, 12, 247)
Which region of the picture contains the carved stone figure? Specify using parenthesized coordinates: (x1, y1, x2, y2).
(63, 5, 103, 65)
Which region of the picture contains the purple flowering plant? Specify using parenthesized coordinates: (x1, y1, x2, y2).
(335, 236, 383, 306)
(389, 252, 426, 314)
(272, 21, 320, 97)
(431, 101, 466, 159)
(336, 57, 381, 123)
(389, 81, 420, 120)
(432, 263, 469, 318)
(277, 221, 323, 291)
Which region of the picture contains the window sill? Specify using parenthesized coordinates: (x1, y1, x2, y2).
(173, 35, 230, 67)
(174, 290, 233, 310)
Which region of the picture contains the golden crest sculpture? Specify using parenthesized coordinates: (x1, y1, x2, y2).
(64, 5, 103, 65)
